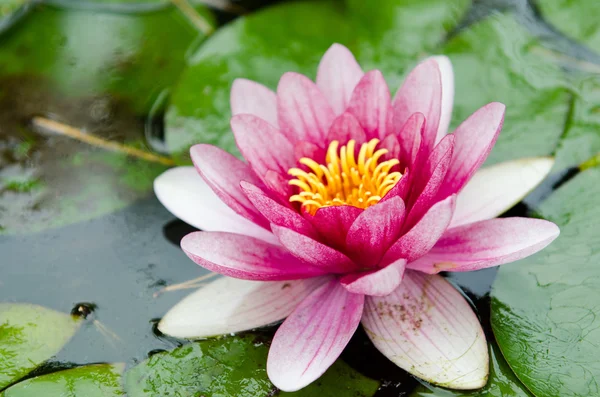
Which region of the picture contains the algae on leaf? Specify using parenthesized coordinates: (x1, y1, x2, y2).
(0, 363, 125, 397)
(0, 304, 81, 389)
(491, 168, 600, 397)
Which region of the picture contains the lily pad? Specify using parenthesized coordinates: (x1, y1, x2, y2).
(409, 343, 532, 396)
(441, 13, 571, 165)
(0, 303, 81, 389)
(0, 363, 125, 397)
(537, 0, 600, 53)
(125, 334, 379, 396)
(491, 167, 600, 397)
(554, 75, 600, 170)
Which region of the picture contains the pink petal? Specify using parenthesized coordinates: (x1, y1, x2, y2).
(326, 112, 367, 144)
(382, 195, 455, 265)
(267, 279, 364, 391)
(316, 43, 364, 115)
(154, 167, 277, 244)
(308, 205, 363, 252)
(380, 168, 411, 203)
(277, 72, 335, 144)
(340, 259, 406, 296)
(346, 197, 406, 267)
(191, 144, 270, 230)
(158, 276, 328, 338)
(381, 133, 401, 162)
(433, 56, 454, 143)
(398, 112, 425, 170)
(181, 232, 327, 280)
(362, 271, 489, 389)
(451, 157, 554, 227)
(408, 217, 560, 274)
(405, 135, 454, 228)
(230, 114, 295, 178)
(230, 78, 278, 127)
(294, 141, 326, 164)
(437, 102, 506, 199)
(271, 225, 358, 273)
(241, 182, 317, 238)
(347, 70, 393, 140)
(393, 58, 442, 155)
(264, 169, 293, 202)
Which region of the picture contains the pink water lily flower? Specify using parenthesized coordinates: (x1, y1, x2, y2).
(154, 44, 559, 391)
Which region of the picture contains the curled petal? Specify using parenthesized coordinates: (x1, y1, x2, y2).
(230, 78, 278, 127)
(154, 167, 276, 243)
(433, 56, 454, 143)
(158, 276, 328, 338)
(308, 205, 363, 252)
(278, 72, 335, 144)
(362, 271, 489, 389)
(408, 217, 560, 274)
(451, 157, 554, 227)
(181, 232, 327, 280)
(268, 279, 364, 391)
(340, 259, 406, 296)
(316, 43, 364, 115)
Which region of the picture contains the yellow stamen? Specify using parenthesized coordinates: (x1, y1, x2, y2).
(288, 139, 402, 215)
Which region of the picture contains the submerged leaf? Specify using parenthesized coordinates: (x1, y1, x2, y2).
(0, 304, 81, 389)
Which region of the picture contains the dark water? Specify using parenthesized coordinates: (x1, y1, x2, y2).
(0, 0, 592, 395)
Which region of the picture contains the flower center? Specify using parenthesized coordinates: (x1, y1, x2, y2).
(288, 138, 402, 215)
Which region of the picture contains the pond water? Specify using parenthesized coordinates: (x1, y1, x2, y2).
(1, 0, 599, 396)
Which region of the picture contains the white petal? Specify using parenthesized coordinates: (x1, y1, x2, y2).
(433, 55, 454, 143)
(158, 276, 327, 338)
(451, 157, 554, 227)
(154, 167, 277, 243)
(362, 271, 488, 389)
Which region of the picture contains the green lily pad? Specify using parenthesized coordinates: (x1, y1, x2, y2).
(537, 0, 600, 53)
(0, 363, 125, 397)
(491, 167, 600, 397)
(0, 303, 81, 389)
(409, 343, 533, 397)
(441, 13, 571, 165)
(165, 0, 355, 162)
(125, 334, 379, 397)
(554, 75, 600, 170)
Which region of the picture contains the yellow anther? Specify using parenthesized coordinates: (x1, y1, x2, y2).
(287, 139, 403, 215)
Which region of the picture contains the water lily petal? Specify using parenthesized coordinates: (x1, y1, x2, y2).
(362, 271, 489, 389)
(158, 276, 328, 338)
(154, 167, 276, 243)
(346, 197, 406, 267)
(308, 205, 363, 252)
(340, 259, 406, 296)
(433, 56, 454, 143)
(181, 232, 327, 280)
(268, 279, 364, 392)
(230, 78, 278, 127)
(347, 70, 393, 140)
(327, 112, 367, 144)
(398, 112, 425, 170)
(272, 225, 357, 273)
(191, 144, 270, 230)
(316, 43, 364, 115)
(278, 72, 335, 144)
(241, 182, 317, 237)
(393, 58, 442, 155)
(408, 217, 560, 273)
(437, 102, 506, 199)
(231, 114, 295, 178)
(381, 133, 401, 162)
(451, 157, 554, 227)
(382, 195, 455, 264)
